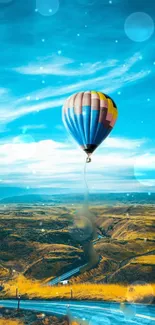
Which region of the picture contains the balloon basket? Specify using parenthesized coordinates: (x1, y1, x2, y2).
(86, 156, 91, 163)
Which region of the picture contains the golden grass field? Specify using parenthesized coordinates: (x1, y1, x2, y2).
(131, 255, 155, 264)
(2, 274, 154, 304)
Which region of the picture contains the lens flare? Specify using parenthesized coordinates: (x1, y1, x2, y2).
(127, 281, 154, 305)
(120, 302, 136, 320)
(125, 12, 154, 42)
(36, 0, 59, 16)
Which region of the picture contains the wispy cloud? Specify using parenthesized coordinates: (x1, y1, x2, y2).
(0, 52, 150, 126)
(0, 88, 8, 96)
(19, 124, 47, 132)
(0, 97, 65, 125)
(13, 56, 118, 76)
(13, 52, 141, 78)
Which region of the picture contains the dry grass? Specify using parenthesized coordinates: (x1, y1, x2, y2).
(131, 255, 155, 265)
(2, 275, 155, 303)
(0, 320, 23, 325)
(0, 266, 9, 278)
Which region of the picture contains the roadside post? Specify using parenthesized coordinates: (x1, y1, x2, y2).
(17, 294, 21, 310)
(16, 288, 18, 299)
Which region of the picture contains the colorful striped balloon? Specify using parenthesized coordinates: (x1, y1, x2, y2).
(62, 91, 118, 161)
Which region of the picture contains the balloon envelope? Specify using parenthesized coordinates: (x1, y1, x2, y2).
(62, 90, 118, 155)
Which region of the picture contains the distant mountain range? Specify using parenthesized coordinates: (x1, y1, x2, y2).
(0, 192, 155, 204)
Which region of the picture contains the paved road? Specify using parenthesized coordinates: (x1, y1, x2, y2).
(48, 263, 87, 285)
(0, 300, 154, 324)
(49, 235, 104, 285)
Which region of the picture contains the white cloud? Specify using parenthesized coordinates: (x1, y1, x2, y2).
(0, 136, 154, 191)
(103, 137, 146, 149)
(134, 153, 155, 169)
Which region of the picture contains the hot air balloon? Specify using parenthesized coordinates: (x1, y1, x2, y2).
(62, 91, 118, 162)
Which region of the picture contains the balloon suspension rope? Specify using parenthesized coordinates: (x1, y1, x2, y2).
(83, 155, 91, 206)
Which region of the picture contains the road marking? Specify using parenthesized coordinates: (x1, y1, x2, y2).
(136, 314, 155, 321)
(45, 302, 122, 314)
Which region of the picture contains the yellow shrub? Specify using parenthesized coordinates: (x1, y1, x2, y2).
(0, 320, 23, 325)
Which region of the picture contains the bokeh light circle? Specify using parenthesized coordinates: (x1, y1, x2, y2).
(125, 12, 154, 42)
(36, 0, 59, 16)
(127, 281, 154, 305)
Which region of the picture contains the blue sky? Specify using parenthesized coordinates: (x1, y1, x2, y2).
(0, 0, 155, 194)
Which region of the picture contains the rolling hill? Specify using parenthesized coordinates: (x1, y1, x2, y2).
(0, 203, 154, 288)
